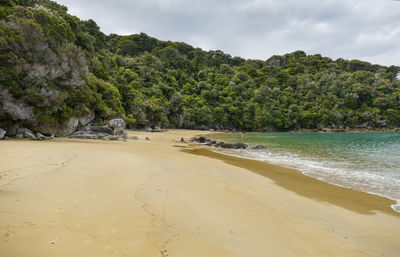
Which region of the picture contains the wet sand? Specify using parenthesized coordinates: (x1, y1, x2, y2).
(0, 130, 399, 257)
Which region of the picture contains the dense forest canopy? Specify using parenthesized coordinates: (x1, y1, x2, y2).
(1, 0, 400, 135)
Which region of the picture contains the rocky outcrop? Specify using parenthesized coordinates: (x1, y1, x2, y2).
(84, 125, 113, 135)
(0, 122, 19, 137)
(69, 119, 133, 141)
(0, 128, 5, 139)
(108, 118, 125, 135)
(36, 133, 54, 140)
(0, 88, 35, 123)
(78, 113, 95, 128)
(192, 136, 209, 143)
(215, 142, 248, 149)
(17, 128, 37, 140)
(192, 136, 248, 149)
(33, 117, 79, 137)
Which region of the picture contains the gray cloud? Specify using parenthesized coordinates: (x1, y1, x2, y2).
(56, 0, 400, 66)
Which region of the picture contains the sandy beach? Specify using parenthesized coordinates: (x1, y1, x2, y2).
(0, 129, 399, 257)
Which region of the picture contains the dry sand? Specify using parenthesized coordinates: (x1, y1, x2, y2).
(0, 129, 399, 257)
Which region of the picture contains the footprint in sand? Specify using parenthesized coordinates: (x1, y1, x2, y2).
(2, 230, 16, 240)
(160, 249, 169, 257)
(24, 221, 36, 228)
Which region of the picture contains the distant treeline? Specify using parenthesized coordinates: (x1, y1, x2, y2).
(1, 0, 400, 132)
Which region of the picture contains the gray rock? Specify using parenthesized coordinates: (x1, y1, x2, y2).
(121, 132, 129, 139)
(16, 134, 23, 139)
(78, 112, 95, 127)
(108, 135, 120, 140)
(17, 128, 37, 140)
(0, 128, 5, 139)
(0, 88, 35, 122)
(180, 137, 185, 142)
(69, 133, 98, 140)
(250, 145, 267, 150)
(1, 123, 19, 137)
(35, 133, 54, 140)
(215, 142, 248, 149)
(85, 126, 113, 135)
(33, 116, 79, 136)
(192, 136, 208, 143)
(108, 118, 125, 135)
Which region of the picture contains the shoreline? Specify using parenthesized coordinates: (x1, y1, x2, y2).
(1, 129, 400, 257)
(182, 146, 399, 216)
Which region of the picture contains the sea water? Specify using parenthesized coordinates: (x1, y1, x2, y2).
(210, 132, 400, 213)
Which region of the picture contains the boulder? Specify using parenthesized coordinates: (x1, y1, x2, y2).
(108, 135, 120, 140)
(85, 125, 113, 135)
(192, 136, 208, 143)
(215, 142, 248, 149)
(33, 116, 79, 136)
(69, 133, 98, 140)
(16, 133, 23, 139)
(108, 118, 126, 135)
(250, 145, 267, 150)
(36, 133, 54, 140)
(0, 128, 5, 139)
(78, 112, 95, 127)
(17, 128, 37, 140)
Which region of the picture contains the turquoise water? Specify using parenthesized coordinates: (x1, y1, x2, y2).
(211, 132, 400, 212)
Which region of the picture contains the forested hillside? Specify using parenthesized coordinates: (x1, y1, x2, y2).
(1, 0, 400, 135)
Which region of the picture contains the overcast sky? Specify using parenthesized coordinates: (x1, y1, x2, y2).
(56, 0, 400, 66)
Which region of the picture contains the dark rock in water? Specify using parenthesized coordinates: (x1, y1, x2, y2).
(250, 145, 267, 150)
(0, 128, 5, 139)
(215, 141, 224, 147)
(215, 142, 248, 149)
(193, 136, 208, 143)
(108, 118, 125, 135)
(17, 128, 37, 139)
(145, 137, 151, 141)
(85, 125, 113, 135)
(210, 140, 217, 145)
